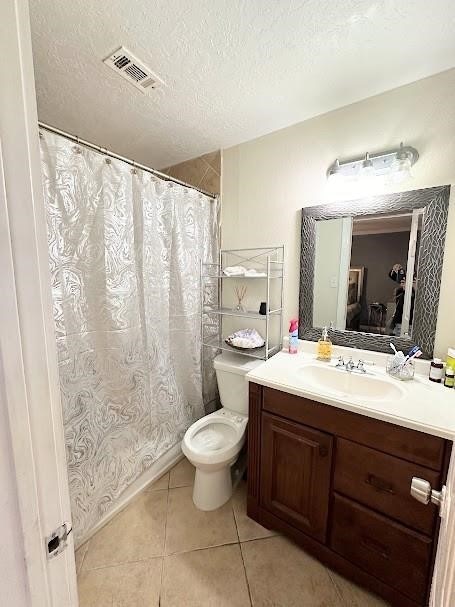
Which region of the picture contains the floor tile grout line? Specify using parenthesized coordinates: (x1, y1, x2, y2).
(238, 541, 254, 607)
(326, 567, 347, 606)
(239, 535, 275, 546)
(80, 554, 164, 573)
(165, 538, 240, 558)
(232, 500, 254, 607)
(168, 482, 193, 490)
(159, 485, 171, 604)
(77, 540, 90, 575)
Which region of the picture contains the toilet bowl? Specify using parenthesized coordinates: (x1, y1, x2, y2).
(182, 353, 263, 510)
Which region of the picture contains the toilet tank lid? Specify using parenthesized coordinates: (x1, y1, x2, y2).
(213, 353, 264, 375)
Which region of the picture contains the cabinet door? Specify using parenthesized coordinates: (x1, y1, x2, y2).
(260, 412, 333, 542)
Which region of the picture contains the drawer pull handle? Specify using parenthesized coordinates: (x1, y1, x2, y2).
(319, 446, 328, 457)
(365, 473, 395, 495)
(360, 535, 390, 560)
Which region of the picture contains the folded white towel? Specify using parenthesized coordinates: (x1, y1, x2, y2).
(244, 269, 267, 277)
(223, 266, 246, 276)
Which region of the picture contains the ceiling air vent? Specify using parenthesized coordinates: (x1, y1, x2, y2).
(103, 46, 164, 94)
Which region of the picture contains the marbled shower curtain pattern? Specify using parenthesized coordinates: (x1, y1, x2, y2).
(40, 132, 219, 543)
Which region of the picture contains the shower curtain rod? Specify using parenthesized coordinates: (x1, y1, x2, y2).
(38, 121, 217, 199)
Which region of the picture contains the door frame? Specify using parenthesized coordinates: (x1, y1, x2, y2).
(0, 0, 77, 604)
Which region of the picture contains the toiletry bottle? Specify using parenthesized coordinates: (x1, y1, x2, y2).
(289, 319, 298, 354)
(317, 326, 332, 362)
(444, 366, 454, 389)
(429, 358, 444, 383)
(447, 347, 455, 370)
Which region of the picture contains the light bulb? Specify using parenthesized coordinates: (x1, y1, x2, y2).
(327, 159, 345, 186)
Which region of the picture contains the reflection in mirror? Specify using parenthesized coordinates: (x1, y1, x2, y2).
(313, 211, 424, 338)
(313, 218, 352, 330)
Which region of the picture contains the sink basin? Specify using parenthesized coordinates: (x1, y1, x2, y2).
(300, 364, 404, 403)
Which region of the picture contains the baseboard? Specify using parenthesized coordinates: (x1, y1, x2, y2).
(75, 442, 184, 549)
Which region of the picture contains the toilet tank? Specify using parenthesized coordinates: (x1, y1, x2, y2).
(213, 353, 263, 414)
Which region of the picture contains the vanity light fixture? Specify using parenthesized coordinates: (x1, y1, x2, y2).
(327, 143, 419, 184)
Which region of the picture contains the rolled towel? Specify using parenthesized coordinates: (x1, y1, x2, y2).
(223, 266, 246, 276)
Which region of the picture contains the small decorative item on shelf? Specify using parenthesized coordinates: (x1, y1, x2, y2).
(233, 284, 247, 313)
(225, 328, 265, 350)
(259, 302, 267, 315)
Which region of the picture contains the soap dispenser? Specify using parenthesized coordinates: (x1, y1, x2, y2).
(317, 326, 332, 362)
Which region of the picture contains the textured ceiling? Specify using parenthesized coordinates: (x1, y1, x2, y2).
(30, 0, 455, 168)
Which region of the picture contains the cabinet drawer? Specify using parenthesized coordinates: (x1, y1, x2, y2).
(331, 494, 432, 604)
(262, 386, 446, 470)
(334, 438, 439, 535)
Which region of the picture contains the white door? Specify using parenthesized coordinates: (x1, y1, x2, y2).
(429, 456, 455, 606)
(0, 0, 77, 605)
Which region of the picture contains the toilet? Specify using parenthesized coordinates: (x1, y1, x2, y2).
(182, 353, 263, 510)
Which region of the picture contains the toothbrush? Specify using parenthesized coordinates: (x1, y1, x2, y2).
(390, 342, 404, 357)
(403, 345, 422, 365)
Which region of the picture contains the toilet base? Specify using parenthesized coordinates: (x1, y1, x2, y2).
(192, 466, 232, 511)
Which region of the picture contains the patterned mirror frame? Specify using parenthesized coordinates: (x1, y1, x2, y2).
(299, 185, 451, 358)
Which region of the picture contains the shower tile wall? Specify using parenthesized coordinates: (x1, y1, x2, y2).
(163, 150, 221, 195)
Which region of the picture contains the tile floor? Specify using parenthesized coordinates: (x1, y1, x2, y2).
(76, 458, 389, 606)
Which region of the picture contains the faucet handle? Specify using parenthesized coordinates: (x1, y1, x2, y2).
(336, 356, 345, 367)
(356, 359, 375, 373)
(357, 359, 375, 367)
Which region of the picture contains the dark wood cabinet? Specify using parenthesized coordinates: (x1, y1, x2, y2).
(331, 494, 433, 604)
(260, 413, 332, 542)
(247, 383, 451, 607)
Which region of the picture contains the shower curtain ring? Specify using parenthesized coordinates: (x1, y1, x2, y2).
(73, 136, 82, 154)
(101, 147, 111, 164)
(131, 161, 137, 175)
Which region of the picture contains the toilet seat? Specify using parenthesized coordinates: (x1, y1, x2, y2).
(182, 409, 248, 467)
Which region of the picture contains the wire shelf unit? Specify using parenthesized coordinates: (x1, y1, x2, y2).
(201, 246, 284, 361)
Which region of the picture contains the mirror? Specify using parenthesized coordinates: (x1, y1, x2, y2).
(313, 211, 424, 338)
(300, 186, 451, 358)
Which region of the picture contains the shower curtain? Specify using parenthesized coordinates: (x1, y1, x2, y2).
(40, 131, 219, 543)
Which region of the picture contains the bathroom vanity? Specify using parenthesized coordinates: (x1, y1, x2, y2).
(246, 349, 455, 607)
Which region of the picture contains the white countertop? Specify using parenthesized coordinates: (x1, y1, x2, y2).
(246, 342, 455, 440)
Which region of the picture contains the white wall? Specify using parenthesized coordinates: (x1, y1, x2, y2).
(222, 68, 455, 358)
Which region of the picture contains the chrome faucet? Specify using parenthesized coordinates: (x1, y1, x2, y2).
(335, 356, 373, 374)
(345, 357, 355, 372)
(335, 356, 345, 369)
